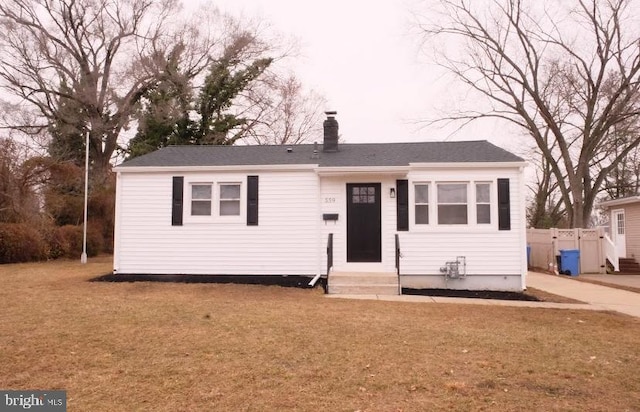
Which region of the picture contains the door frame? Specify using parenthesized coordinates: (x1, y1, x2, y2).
(612, 209, 627, 258)
(346, 183, 382, 263)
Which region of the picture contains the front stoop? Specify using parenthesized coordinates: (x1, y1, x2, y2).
(328, 272, 399, 295)
(618, 258, 640, 274)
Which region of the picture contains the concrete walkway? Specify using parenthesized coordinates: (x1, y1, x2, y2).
(526, 271, 640, 318)
(327, 292, 597, 311)
(327, 271, 640, 319)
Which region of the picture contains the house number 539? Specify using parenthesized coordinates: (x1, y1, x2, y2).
(324, 197, 336, 203)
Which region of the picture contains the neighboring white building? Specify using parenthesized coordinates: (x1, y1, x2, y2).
(600, 196, 640, 273)
(113, 113, 528, 293)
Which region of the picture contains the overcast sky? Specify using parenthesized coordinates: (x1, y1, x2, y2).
(209, 0, 520, 150)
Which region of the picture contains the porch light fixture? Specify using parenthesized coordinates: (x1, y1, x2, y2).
(390, 188, 396, 198)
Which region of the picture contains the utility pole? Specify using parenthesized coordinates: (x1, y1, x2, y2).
(81, 129, 89, 264)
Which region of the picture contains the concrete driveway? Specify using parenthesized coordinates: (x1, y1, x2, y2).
(527, 271, 640, 318)
(578, 274, 640, 289)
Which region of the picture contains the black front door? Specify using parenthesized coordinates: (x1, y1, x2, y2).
(347, 183, 381, 262)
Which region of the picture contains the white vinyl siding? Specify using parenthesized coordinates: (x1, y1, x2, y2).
(115, 171, 320, 276)
(622, 202, 640, 259)
(319, 176, 398, 273)
(399, 168, 525, 291)
(113, 163, 526, 291)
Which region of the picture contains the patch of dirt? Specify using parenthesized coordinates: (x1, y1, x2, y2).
(92, 274, 581, 303)
(402, 288, 541, 301)
(91, 273, 319, 288)
(402, 287, 585, 303)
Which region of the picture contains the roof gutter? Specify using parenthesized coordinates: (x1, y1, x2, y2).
(408, 161, 527, 169)
(113, 164, 320, 173)
(314, 166, 411, 176)
(114, 161, 527, 174)
(599, 195, 640, 208)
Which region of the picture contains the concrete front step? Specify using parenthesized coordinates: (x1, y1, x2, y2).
(329, 284, 400, 295)
(328, 272, 399, 295)
(330, 272, 397, 284)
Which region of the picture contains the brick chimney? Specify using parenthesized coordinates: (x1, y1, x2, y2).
(323, 111, 339, 152)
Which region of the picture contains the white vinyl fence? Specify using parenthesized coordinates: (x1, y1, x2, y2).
(527, 227, 617, 274)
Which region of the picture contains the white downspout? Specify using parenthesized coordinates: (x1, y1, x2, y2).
(519, 166, 527, 291)
(112, 171, 123, 274)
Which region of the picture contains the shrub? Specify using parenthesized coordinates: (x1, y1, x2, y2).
(88, 174, 115, 253)
(0, 223, 47, 263)
(48, 225, 104, 259)
(42, 225, 72, 259)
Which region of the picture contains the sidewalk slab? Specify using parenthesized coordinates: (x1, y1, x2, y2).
(326, 294, 600, 311)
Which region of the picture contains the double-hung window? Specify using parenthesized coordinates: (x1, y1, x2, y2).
(179, 177, 255, 225)
(476, 183, 491, 224)
(409, 180, 501, 228)
(437, 183, 468, 224)
(219, 183, 241, 216)
(414, 184, 429, 224)
(190, 182, 241, 217)
(191, 184, 212, 216)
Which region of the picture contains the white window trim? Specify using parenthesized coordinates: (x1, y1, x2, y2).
(184, 179, 245, 224)
(475, 182, 492, 225)
(188, 182, 214, 219)
(409, 180, 498, 232)
(414, 183, 430, 225)
(217, 182, 243, 222)
(436, 182, 469, 225)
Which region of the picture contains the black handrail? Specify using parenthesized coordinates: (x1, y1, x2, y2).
(395, 234, 402, 295)
(327, 233, 334, 275)
(325, 233, 333, 293)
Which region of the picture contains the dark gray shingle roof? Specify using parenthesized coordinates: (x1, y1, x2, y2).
(117, 140, 523, 168)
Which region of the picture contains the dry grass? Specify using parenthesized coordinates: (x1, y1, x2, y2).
(1, 258, 640, 411)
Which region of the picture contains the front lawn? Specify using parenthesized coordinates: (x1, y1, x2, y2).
(1, 258, 638, 411)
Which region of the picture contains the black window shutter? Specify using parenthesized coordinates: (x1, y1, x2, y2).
(396, 179, 409, 231)
(172, 176, 184, 226)
(497, 178, 511, 231)
(247, 175, 259, 226)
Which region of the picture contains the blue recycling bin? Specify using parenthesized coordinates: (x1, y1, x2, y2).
(526, 245, 531, 268)
(559, 249, 580, 276)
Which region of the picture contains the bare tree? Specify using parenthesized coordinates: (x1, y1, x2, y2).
(245, 74, 327, 145)
(0, 138, 46, 223)
(419, 0, 640, 227)
(0, 0, 213, 180)
(525, 127, 567, 228)
(526, 150, 567, 228)
(602, 137, 640, 198)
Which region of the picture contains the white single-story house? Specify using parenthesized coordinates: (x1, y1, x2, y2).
(113, 112, 528, 294)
